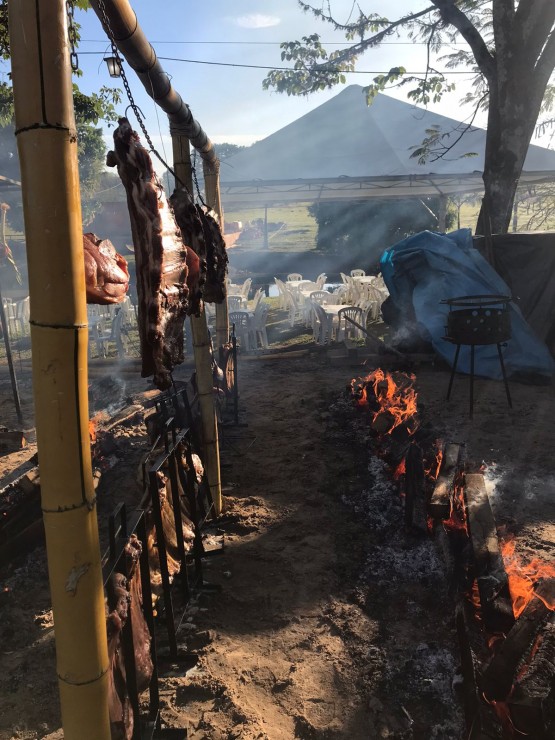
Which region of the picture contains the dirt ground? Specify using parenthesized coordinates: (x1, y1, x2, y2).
(1, 318, 555, 739)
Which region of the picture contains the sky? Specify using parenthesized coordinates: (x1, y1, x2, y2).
(66, 0, 499, 165)
(6, 1, 551, 169)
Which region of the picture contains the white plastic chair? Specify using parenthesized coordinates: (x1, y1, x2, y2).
(332, 285, 348, 303)
(336, 306, 364, 342)
(274, 278, 288, 309)
(311, 302, 335, 345)
(229, 310, 251, 351)
(12, 296, 30, 335)
(228, 295, 245, 311)
(284, 290, 304, 327)
(309, 290, 332, 306)
(287, 273, 303, 282)
(316, 273, 327, 289)
(249, 288, 264, 311)
(351, 269, 366, 277)
(249, 302, 269, 349)
(240, 278, 252, 301)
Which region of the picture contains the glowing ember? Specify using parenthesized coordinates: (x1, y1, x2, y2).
(393, 458, 406, 480)
(89, 418, 97, 443)
(442, 480, 468, 534)
(501, 537, 555, 618)
(425, 441, 444, 482)
(351, 368, 418, 435)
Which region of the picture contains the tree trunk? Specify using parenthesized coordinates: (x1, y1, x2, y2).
(476, 63, 546, 237)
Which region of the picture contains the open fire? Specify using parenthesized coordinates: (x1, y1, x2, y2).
(350, 367, 555, 739)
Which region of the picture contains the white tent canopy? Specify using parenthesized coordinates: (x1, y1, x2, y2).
(220, 85, 555, 208)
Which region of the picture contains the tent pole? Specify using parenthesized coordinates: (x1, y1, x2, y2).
(203, 161, 229, 351)
(172, 135, 223, 515)
(8, 2, 111, 738)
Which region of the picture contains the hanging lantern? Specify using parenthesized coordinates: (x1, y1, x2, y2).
(104, 55, 122, 78)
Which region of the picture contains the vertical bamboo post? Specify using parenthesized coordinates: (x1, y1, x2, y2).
(8, 2, 111, 738)
(172, 134, 222, 515)
(203, 161, 229, 351)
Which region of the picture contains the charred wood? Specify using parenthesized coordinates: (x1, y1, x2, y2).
(464, 473, 514, 635)
(508, 613, 555, 738)
(429, 443, 460, 521)
(404, 442, 426, 532)
(456, 600, 501, 739)
(480, 579, 555, 701)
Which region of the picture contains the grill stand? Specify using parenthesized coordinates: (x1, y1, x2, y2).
(446, 342, 512, 419)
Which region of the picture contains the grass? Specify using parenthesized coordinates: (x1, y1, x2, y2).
(225, 204, 317, 252)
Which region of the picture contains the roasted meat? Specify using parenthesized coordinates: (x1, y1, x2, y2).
(170, 187, 206, 316)
(107, 118, 189, 390)
(83, 232, 129, 305)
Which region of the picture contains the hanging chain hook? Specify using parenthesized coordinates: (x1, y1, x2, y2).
(66, 0, 79, 73)
(95, 0, 190, 193)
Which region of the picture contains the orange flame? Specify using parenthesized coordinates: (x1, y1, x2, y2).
(426, 441, 444, 482)
(442, 480, 468, 534)
(393, 458, 406, 480)
(89, 418, 98, 443)
(351, 369, 418, 435)
(501, 537, 555, 618)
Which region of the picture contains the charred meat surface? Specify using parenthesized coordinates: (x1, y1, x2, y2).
(83, 232, 129, 305)
(107, 118, 189, 389)
(199, 209, 228, 304)
(170, 187, 206, 315)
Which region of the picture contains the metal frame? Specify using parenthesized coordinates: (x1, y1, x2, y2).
(103, 504, 186, 740)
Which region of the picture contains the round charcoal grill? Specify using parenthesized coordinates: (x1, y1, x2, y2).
(441, 295, 512, 417)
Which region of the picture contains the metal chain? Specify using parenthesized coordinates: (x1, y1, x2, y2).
(191, 151, 207, 207)
(95, 0, 189, 194)
(66, 0, 79, 72)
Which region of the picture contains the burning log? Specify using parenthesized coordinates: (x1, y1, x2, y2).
(456, 600, 501, 739)
(509, 614, 555, 739)
(0, 429, 27, 451)
(428, 443, 460, 520)
(464, 473, 515, 634)
(404, 442, 426, 531)
(480, 579, 555, 701)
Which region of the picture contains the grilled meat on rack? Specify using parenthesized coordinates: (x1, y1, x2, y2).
(106, 118, 189, 390)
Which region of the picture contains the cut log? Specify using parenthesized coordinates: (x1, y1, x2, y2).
(464, 473, 515, 634)
(480, 579, 555, 701)
(0, 429, 26, 450)
(404, 442, 426, 532)
(428, 443, 460, 520)
(509, 613, 555, 739)
(456, 600, 501, 739)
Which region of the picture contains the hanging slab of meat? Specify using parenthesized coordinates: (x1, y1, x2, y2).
(106, 572, 133, 740)
(199, 208, 228, 304)
(83, 232, 129, 305)
(124, 535, 154, 693)
(106, 118, 189, 390)
(170, 187, 206, 316)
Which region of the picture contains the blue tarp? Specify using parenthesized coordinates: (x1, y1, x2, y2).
(380, 229, 555, 380)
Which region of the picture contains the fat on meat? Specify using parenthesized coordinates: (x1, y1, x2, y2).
(171, 187, 228, 305)
(106, 118, 189, 390)
(170, 187, 206, 315)
(83, 232, 129, 305)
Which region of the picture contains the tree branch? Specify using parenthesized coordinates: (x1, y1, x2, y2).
(430, 0, 496, 82)
(535, 30, 555, 94)
(309, 6, 438, 70)
(516, 0, 555, 69)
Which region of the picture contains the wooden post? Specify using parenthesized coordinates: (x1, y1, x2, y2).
(8, 1, 111, 738)
(203, 160, 229, 351)
(172, 134, 222, 515)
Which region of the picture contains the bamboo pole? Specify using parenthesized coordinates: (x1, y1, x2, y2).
(203, 161, 229, 351)
(8, 2, 111, 738)
(172, 135, 223, 515)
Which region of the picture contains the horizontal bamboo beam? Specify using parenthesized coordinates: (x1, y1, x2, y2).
(89, 0, 217, 166)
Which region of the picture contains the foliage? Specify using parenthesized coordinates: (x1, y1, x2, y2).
(0, 3, 123, 230)
(264, 1, 555, 234)
(307, 197, 456, 264)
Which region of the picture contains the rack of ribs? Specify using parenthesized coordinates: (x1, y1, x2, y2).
(106, 118, 189, 390)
